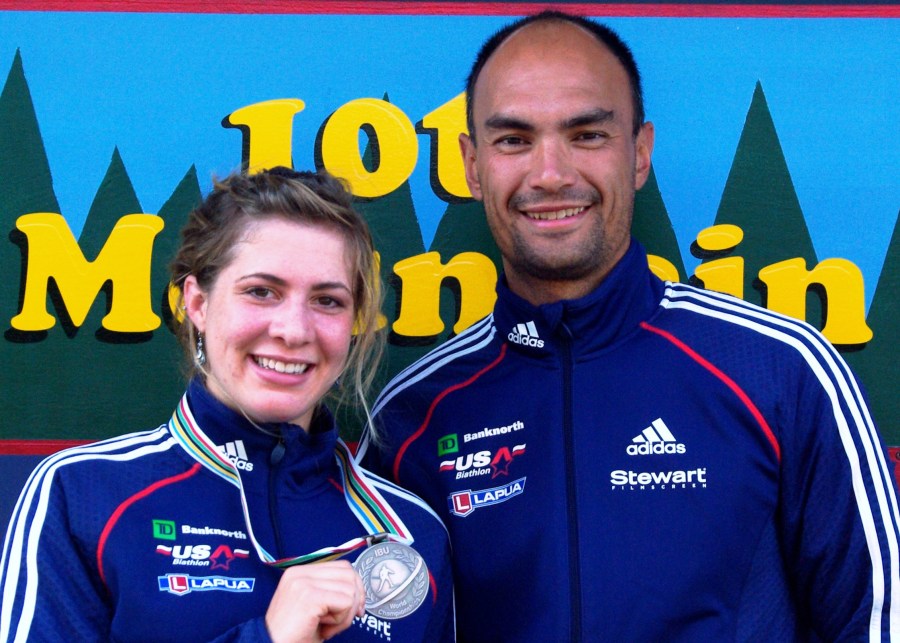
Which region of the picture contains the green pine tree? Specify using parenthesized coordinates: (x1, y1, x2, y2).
(0, 50, 59, 224)
(427, 199, 501, 364)
(347, 95, 428, 380)
(329, 95, 429, 436)
(633, 165, 686, 281)
(153, 165, 202, 389)
(846, 210, 900, 444)
(6, 155, 197, 441)
(0, 50, 62, 440)
(708, 82, 821, 326)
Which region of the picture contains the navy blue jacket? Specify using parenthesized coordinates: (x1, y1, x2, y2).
(1, 380, 453, 642)
(359, 240, 900, 642)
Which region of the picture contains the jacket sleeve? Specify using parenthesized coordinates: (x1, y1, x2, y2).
(0, 460, 113, 641)
(778, 351, 900, 641)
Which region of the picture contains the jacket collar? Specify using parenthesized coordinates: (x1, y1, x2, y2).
(492, 240, 664, 359)
(184, 378, 338, 480)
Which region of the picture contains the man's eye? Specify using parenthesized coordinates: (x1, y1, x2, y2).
(496, 136, 528, 148)
(575, 131, 608, 144)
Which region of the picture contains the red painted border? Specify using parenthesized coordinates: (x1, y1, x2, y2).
(0, 439, 93, 456)
(0, 1, 897, 17)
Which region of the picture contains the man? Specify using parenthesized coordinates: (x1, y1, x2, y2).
(358, 11, 900, 641)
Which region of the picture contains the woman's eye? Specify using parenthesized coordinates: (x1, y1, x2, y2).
(316, 296, 344, 308)
(246, 287, 274, 299)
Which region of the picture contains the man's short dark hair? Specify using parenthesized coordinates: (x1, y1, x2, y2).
(465, 10, 645, 139)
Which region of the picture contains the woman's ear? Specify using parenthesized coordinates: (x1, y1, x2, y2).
(181, 275, 208, 333)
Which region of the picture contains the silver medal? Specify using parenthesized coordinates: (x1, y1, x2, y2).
(354, 541, 429, 620)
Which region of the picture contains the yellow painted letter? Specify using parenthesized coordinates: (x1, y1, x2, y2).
(647, 255, 680, 283)
(226, 99, 306, 174)
(12, 213, 164, 332)
(692, 224, 745, 297)
(392, 251, 496, 336)
(420, 92, 471, 199)
(758, 257, 872, 344)
(320, 98, 417, 198)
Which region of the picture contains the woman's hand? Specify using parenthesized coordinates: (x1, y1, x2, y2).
(265, 561, 367, 643)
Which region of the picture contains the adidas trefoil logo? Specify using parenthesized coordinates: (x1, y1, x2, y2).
(218, 440, 254, 472)
(508, 321, 545, 348)
(626, 418, 686, 456)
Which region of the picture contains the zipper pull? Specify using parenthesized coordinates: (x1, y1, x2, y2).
(270, 440, 286, 465)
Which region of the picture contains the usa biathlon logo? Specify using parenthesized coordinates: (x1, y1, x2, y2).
(157, 573, 255, 595)
(155, 543, 251, 570)
(448, 477, 526, 517)
(439, 444, 526, 480)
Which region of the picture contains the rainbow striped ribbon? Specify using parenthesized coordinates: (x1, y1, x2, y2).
(168, 393, 412, 568)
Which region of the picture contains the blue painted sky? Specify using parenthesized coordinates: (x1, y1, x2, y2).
(2, 12, 897, 305)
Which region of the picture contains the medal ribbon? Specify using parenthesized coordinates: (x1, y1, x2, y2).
(168, 394, 412, 568)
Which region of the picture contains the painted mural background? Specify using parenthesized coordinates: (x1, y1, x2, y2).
(1, 4, 897, 526)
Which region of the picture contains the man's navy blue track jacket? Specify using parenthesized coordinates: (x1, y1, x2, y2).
(358, 240, 900, 642)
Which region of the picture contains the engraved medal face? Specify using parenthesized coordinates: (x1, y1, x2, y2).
(354, 541, 429, 620)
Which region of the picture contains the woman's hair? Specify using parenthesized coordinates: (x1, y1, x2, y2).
(170, 166, 384, 423)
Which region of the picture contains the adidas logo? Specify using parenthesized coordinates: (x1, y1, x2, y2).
(508, 321, 545, 348)
(218, 440, 254, 471)
(626, 418, 686, 456)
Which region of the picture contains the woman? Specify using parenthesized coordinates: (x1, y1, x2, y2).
(0, 168, 453, 642)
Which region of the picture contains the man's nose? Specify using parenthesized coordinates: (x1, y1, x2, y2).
(526, 138, 577, 192)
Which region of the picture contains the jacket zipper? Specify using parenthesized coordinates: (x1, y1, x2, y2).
(269, 439, 286, 557)
(560, 322, 582, 640)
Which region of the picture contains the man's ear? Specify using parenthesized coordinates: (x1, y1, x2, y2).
(181, 275, 208, 333)
(459, 132, 483, 201)
(633, 121, 655, 191)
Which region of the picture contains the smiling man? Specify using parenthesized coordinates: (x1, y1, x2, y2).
(358, 10, 900, 642)
(460, 18, 652, 305)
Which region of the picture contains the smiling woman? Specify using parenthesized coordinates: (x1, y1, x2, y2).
(172, 168, 384, 431)
(0, 168, 454, 642)
(178, 185, 366, 431)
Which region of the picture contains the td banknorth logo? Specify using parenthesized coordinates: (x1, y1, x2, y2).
(627, 418, 686, 456)
(508, 321, 544, 348)
(437, 433, 458, 456)
(153, 519, 177, 540)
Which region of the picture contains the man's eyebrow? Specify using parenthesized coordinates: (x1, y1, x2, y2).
(482, 109, 616, 133)
(483, 114, 535, 132)
(563, 108, 615, 129)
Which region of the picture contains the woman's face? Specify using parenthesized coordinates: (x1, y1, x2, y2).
(182, 217, 355, 429)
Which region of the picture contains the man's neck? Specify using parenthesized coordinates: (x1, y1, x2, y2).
(505, 271, 608, 307)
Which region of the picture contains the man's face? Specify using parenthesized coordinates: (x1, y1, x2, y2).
(461, 21, 654, 303)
